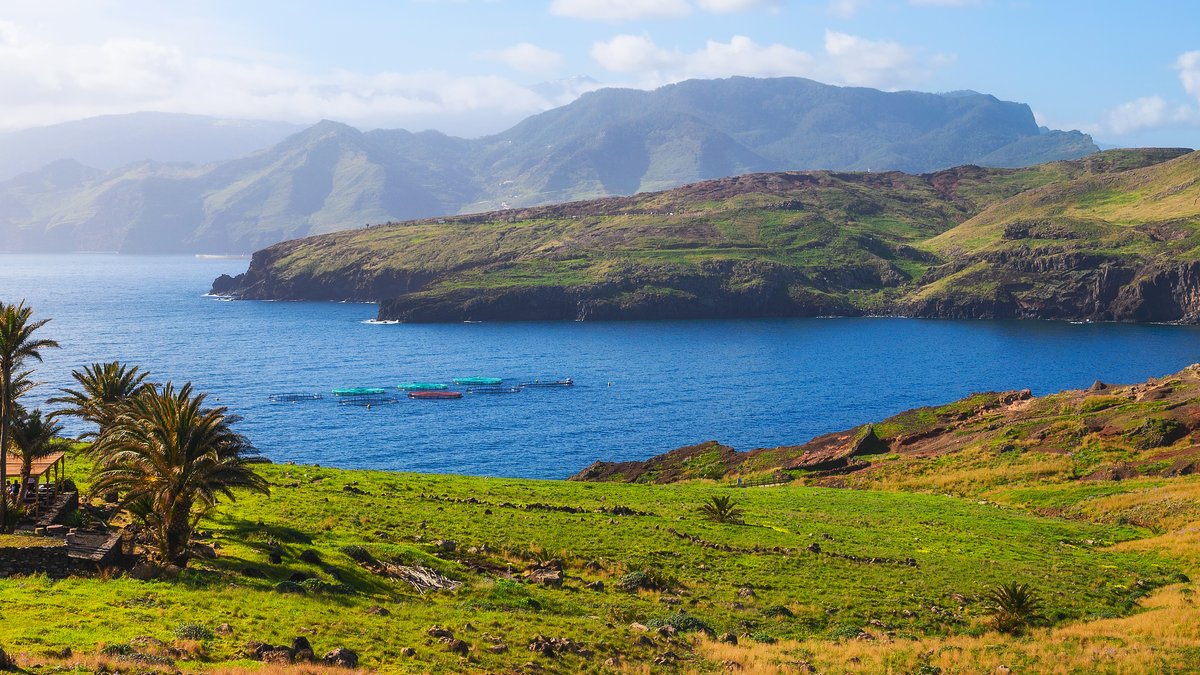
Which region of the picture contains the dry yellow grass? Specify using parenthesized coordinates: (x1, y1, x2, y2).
(694, 575, 1200, 674)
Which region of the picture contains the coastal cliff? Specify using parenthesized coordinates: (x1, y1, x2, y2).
(570, 364, 1200, 487)
(213, 148, 1200, 324)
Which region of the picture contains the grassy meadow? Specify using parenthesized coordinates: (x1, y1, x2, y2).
(1, 457, 1198, 673)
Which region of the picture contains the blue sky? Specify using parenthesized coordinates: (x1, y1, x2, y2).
(1, 0, 1198, 147)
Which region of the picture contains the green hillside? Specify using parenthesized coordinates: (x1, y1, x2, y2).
(214, 148, 1200, 324)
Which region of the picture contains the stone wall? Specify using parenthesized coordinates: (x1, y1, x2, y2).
(0, 540, 97, 578)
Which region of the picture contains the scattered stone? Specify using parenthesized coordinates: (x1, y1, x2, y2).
(342, 484, 366, 495)
(489, 643, 509, 653)
(527, 635, 585, 658)
(241, 566, 266, 578)
(427, 625, 454, 639)
(261, 648, 292, 664)
(268, 551, 283, 565)
(299, 549, 322, 564)
(660, 595, 682, 605)
(584, 560, 603, 571)
(634, 635, 654, 647)
(128, 563, 161, 580)
(585, 580, 605, 592)
(366, 605, 391, 616)
(130, 636, 167, 650)
(434, 539, 456, 553)
(288, 571, 315, 583)
(444, 638, 469, 656)
(525, 567, 564, 587)
(216, 623, 233, 635)
(723, 660, 744, 671)
(400, 647, 416, 657)
(718, 632, 738, 645)
(629, 622, 650, 632)
(736, 586, 756, 598)
(322, 647, 359, 668)
(192, 543, 217, 559)
(291, 636, 315, 662)
(807, 542, 822, 553)
(463, 622, 477, 632)
(996, 667, 1012, 675)
(656, 625, 677, 638)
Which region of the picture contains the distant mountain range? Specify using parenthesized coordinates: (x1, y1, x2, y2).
(0, 77, 1100, 254)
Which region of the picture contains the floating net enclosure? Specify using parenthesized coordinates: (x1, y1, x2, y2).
(338, 394, 399, 406)
(269, 393, 324, 402)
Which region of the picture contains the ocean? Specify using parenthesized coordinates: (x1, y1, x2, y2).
(3, 254, 1199, 478)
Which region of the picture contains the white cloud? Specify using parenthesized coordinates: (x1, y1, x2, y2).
(590, 30, 943, 90)
(1178, 51, 1200, 101)
(0, 20, 571, 135)
(695, 0, 779, 11)
(828, 0, 868, 18)
(1103, 96, 1168, 135)
(549, 0, 692, 21)
(486, 42, 564, 75)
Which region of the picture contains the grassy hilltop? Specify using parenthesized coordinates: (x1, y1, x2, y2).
(2, 368, 1200, 672)
(214, 147, 1200, 323)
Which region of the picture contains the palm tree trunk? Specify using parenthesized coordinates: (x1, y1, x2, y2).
(0, 367, 11, 531)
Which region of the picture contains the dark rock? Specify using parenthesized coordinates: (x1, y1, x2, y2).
(192, 543, 217, 559)
(261, 648, 292, 664)
(718, 632, 738, 644)
(1089, 380, 1108, 391)
(401, 647, 416, 657)
(291, 636, 315, 662)
(267, 552, 282, 565)
(489, 643, 509, 653)
(299, 549, 322, 564)
(585, 580, 605, 591)
(322, 647, 359, 668)
(807, 543, 822, 553)
(434, 539, 456, 553)
(737, 586, 756, 598)
(366, 605, 391, 616)
(216, 623, 233, 635)
(288, 571, 315, 583)
(427, 625, 454, 639)
(444, 638, 469, 656)
(241, 566, 266, 578)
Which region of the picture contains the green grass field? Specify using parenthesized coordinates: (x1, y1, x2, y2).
(0, 460, 1186, 673)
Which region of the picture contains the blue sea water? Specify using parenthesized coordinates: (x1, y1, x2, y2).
(2, 254, 1199, 479)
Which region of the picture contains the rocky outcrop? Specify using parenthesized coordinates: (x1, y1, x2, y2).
(898, 255, 1200, 323)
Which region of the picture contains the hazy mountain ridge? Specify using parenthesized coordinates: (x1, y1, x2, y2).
(0, 77, 1097, 254)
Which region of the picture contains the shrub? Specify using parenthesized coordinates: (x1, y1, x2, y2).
(273, 580, 305, 594)
(987, 582, 1044, 634)
(647, 612, 713, 635)
(698, 495, 744, 524)
(173, 623, 214, 641)
(299, 578, 354, 595)
(747, 631, 776, 644)
(616, 569, 674, 593)
(340, 544, 375, 564)
(762, 605, 794, 618)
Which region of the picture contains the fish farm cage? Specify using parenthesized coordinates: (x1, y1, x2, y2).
(337, 394, 399, 406)
(269, 393, 324, 403)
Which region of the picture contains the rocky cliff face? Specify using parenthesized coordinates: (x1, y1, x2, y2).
(898, 252, 1200, 323)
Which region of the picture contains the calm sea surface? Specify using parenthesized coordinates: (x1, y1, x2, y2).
(2, 254, 1199, 479)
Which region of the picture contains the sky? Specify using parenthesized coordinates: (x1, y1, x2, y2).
(1, 0, 1198, 147)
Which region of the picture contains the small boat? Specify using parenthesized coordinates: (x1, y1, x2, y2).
(453, 376, 503, 385)
(519, 378, 574, 387)
(397, 382, 449, 391)
(269, 393, 324, 402)
(466, 386, 522, 395)
(409, 390, 463, 400)
(333, 387, 387, 397)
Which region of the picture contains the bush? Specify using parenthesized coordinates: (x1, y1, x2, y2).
(299, 578, 354, 595)
(616, 569, 674, 593)
(762, 605, 794, 618)
(173, 623, 214, 640)
(273, 580, 305, 594)
(647, 612, 713, 635)
(987, 582, 1044, 634)
(698, 495, 744, 524)
(340, 544, 375, 564)
(747, 631, 776, 644)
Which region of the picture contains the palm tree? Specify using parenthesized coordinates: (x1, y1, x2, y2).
(49, 361, 150, 439)
(987, 582, 1044, 634)
(90, 382, 269, 566)
(0, 301, 59, 529)
(9, 409, 67, 503)
(699, 494, 745, 524)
